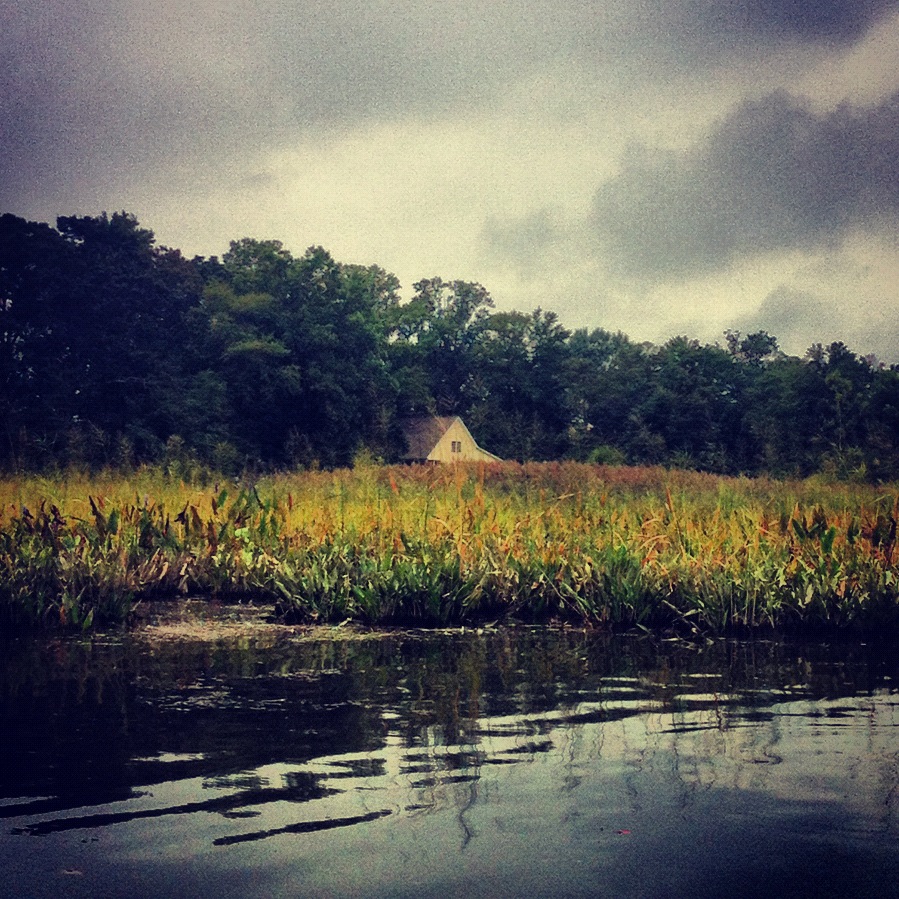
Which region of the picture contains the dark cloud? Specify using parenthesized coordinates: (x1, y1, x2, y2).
(481, 209, 573, 277)
(732, 285, 899, 360)
(721, 0, 899, 42)
(579, 1, 899, 76)
(4, 0, 897, 205)
(591, 91, 899, 281)
(0, 2, 527, 211)
(0, 0, 899, 169)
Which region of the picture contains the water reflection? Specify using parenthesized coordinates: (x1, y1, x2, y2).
(1, 624, 898, 897)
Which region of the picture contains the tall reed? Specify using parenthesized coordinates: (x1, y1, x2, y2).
(1, 463, 896, 631)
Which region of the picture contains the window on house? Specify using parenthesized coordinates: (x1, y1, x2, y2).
(451, 441, 462, 453)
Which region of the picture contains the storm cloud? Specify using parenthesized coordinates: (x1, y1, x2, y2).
(679, 0, 899, 45)
(734, 283, 898, 361)
(592, 90, 899, 281)
(5, 0, 897, 190)
(2, 0, 899, 358)
(722, 0, 899, 42)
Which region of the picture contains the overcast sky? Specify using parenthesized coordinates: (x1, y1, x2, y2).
(3, 1, 898, 360)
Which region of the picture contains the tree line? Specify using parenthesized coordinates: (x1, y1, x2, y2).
(2, 211, 898, 480)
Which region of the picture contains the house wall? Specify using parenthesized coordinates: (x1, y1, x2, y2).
(427, 418, 500, 463)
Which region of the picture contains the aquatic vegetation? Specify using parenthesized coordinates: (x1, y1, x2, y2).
(1, 462, 896, 631)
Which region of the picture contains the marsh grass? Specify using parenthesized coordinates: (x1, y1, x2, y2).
(1, 462, 896, 631)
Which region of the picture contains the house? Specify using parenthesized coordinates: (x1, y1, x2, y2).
(399, 415, 502, 464)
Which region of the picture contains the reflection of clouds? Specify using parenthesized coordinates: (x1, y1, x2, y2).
(557, 690, 899, 821)
(253, 687, 899, 850)
(5, 633, 899, 899)
(170, 689, 899, 851)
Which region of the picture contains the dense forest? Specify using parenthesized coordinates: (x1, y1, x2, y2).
(2, 211, 898, 480)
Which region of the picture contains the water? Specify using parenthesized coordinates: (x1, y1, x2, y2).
(2, 614, 898, 898)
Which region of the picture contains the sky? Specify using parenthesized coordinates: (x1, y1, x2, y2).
(3, 0, 899, 361)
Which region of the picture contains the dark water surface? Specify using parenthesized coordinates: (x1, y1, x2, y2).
(2, 616, 898, 898)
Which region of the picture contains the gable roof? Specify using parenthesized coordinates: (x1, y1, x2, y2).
(400, 415, 458, 460)
(398, 415, 502, 462)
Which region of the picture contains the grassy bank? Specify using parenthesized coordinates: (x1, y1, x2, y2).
(1, 462, 897, 632)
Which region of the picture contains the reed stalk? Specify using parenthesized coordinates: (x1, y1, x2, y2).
(1, 463, 896, 631)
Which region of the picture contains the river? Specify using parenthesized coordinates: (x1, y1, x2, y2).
(2, 604, 898, 897)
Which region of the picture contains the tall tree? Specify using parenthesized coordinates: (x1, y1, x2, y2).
(194, 240, 400, 467)
(564, 329, 660, 464)
(387, 278, 494, 416)
(0, 212, 202, 468)
(467, 309, 571, 460)
(643, 337, 748, 472)
(0, 214, 70, 465)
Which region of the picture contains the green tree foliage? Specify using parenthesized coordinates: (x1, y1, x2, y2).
(386, 277, 495, 417)
(643, 337, 748, 472)
(467, 309, 571, 460)
(563, 329, 659, 464)
(1, 214, 69, 462)
(191, 240, 399, 467)
(3, 211, 898, 480)
(1, 212, 201, 468)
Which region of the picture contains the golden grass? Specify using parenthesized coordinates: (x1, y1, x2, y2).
(2, 462, 897, 631)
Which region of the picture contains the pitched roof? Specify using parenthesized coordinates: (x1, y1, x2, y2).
(399, 415, 458, 460)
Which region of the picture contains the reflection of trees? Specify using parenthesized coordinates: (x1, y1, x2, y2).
(214, 810, 392, 846)
(2, 628, 898, 848)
